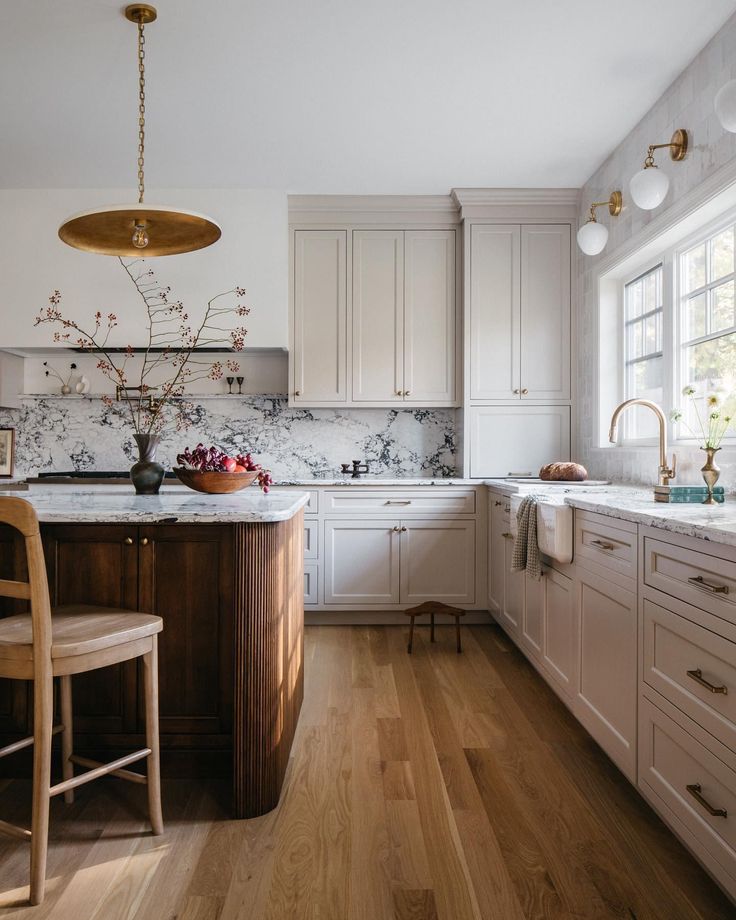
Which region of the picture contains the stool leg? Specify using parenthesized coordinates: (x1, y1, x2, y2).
(29, 675, 53, 905)
(60, 676, 74, 804)
(456, 617, 462, 654)
(143, 636, 164, 835)
(407, 616, 415, 654)
(430, 613, 435, 643)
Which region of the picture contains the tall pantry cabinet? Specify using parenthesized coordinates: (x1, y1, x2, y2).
(454, 190, 577, 478)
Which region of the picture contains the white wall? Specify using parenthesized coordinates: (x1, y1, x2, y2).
(0, 188, 288, 349)
(576, 13, 736, 487)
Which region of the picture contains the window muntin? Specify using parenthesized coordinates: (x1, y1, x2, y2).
(680, 223, 736, 433)
(624, 265, 663, 439)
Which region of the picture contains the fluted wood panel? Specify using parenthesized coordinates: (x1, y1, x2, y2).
(233, 512, 304, 817)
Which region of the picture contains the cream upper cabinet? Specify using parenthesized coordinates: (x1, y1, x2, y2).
(468, 405, 571, 478)
(469, 224, 520, 400)
(291, 225, 456, 407)
(292, 230, 347, 404)
(520, 225, 571, 401)
(468, 222, 571, 402)
(352, 230, 404, 402)
(404, 230, 456, 404)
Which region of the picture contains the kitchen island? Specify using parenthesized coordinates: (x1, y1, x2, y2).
(0, 488, 309, 818)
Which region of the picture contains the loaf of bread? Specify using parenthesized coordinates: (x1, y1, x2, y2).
(539, 461, 588, 482)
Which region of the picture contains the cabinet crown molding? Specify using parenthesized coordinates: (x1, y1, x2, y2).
(452, 187, 580, 221)
(288, 194, 459, 226)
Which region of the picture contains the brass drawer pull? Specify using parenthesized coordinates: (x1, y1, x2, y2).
(687, 575, 729, 595)
(687, 668, 728, 694)
(124, 537, 134, 545)
(385, 500, 411, 505)
(686, 783, 728, 818)
(140, 537, 149, 546)
(591, 539, 615, 551)
(501, 532, 514, 540)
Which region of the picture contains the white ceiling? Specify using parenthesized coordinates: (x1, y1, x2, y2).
(2, 0, 735, 194)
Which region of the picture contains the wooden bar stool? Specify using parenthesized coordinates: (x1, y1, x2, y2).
(404, 601, 466, 654)
(0, 497, 164, 905)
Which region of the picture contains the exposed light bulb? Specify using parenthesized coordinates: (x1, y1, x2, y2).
(629, 165, 670, 210)
(132, 223, 149, 249)
(576, 219, 609, 256)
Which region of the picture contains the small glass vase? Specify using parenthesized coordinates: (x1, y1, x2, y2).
(700, 446, 721, 505)
(130, 433, 165, 495)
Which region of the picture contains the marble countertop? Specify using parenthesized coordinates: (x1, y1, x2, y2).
(0, 489, 310, 524)
(563, 489, 736, 547)
(273, 477, 476, 487)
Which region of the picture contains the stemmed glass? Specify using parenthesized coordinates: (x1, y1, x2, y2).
(226, 376, 234, 395)
(236, 376, 244, 395)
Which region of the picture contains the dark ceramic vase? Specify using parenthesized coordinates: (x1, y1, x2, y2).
(130, 433, 165, 495)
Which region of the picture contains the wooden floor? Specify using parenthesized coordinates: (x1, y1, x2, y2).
(0, 624, 733, 919)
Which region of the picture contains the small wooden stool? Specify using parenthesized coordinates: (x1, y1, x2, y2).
(404, 601, 466, 654)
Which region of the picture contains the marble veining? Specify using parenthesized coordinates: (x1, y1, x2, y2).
(0, 397, 457, 479)
(0, 488, 309, 524)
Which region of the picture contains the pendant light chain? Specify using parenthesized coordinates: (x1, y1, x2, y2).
(137, 19, 146, 204)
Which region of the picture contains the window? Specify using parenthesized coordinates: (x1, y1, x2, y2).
(623, 264, 663, 439)
(613, 212, 736, 445)
(680, 224, 736, 432)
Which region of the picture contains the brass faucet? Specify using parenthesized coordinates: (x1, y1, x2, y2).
(608, 398, 677, 486)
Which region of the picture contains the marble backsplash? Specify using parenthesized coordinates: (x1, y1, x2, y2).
(0, 397, 458, 479)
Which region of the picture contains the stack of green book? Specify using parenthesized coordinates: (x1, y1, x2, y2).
(653, 484, 725, 504)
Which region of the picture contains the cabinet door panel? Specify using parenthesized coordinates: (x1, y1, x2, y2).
(138, 525, 233, 737)
(576, 570, 637, 780)
(404, 230, 456, 404)
(543, 567, 575, 697)
(293, 230, 347, 403)
(520, 225, 571, 400)
(352, 230, 404, 402)
(502, 533, 523, 637)
(43, 525, 139, 735)
(400, 520, 474, 605)
(469, 405, 570, 478)
(324, 520, 400, 605)
(521, 573, 544, 660)
(469, 224, 520, 400)
(488, 495, 508, 613)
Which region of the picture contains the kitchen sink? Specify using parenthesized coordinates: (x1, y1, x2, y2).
(510, 494, 574, 564)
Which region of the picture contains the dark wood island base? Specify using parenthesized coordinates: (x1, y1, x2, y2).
(0, 508, 305, 820)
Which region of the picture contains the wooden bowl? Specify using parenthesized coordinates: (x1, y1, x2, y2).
(173, 468, 259, 494)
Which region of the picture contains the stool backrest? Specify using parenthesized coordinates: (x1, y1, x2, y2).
(0, 497, 52, 660)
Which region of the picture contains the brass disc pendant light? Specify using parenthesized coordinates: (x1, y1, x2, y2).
(58, 4, 221, 257)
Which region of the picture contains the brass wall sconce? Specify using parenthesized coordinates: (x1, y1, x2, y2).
(629, 129, 688, 210)
(577, 190, 622, 255)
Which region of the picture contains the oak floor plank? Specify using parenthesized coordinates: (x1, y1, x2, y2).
(0, 624, 732, 919)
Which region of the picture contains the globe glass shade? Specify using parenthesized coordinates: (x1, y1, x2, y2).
(630, 166, 670, 210)
(577, 220, 609, 256)
(715, 79, 736, 133)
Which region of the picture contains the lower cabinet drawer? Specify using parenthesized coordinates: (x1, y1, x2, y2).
(304, 564, 319, 605)
(639, 697, 736, 892)
(574, 511, 637, 581)
(323, 489, 476, 515)
(643, 598, 736, 754)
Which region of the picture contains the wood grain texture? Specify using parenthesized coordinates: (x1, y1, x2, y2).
(0, 624, 733, 918)
(233, 512, 304, 818)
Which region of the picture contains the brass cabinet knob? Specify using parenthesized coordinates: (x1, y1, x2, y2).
(400, 526, 407, 532)
(513, 388, 520, 394)
(295, 390, 301, 397)
(392, 525, 401, 533)
(404, 391, 411, 397)
(396, 390, 403, 396)
(521, 388, 529, 395)
(140, 537, 149, 546)
(124, 537, 134, 545)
